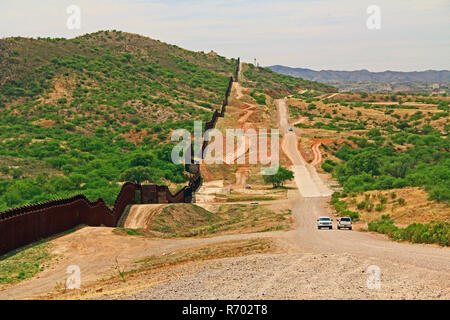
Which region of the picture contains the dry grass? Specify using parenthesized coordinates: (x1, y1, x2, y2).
(0, 241, 54, 289)
(288, 93, 448, 133)
(342, 187, 450, 226)
(39, 238, 277, 300)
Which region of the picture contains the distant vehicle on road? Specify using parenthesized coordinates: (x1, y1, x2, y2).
(317, 217, 333, 230)
(288, 127, 294, 131)
(337, 217, 352, 230)
(245, 184, 252, 189)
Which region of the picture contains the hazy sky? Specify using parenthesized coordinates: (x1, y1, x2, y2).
(1, 0, 449, 71)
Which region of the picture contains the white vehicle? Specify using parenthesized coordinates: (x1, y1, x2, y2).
(337, 216, 352, 230)
(317, 217, 333, 230)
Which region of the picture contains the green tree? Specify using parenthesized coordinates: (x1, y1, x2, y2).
(12, 168, 23, 179)
(263, 167, 294, 188)
(120, 166, 153, 184)
(130, 153, 154, 167)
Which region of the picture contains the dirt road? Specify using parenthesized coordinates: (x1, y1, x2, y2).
(278, 99, 332, 197)
(123, 204, 164, 229)
(310, 142, 323, 166)
(90, 195, 449, 300)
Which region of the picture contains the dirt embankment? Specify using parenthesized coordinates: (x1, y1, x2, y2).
(121, 202, 293, 238)
(122, 204, 165, 230)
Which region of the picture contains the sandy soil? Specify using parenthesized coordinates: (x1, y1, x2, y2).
(235, 167, 250, 188)
(234, 82, 244, 100)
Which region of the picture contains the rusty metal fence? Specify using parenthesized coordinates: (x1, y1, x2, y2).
(0, 58, 240, 256)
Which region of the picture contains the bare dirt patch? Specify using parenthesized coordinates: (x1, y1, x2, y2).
(31, 119, 57, 128)
(38, 238, 278, 300)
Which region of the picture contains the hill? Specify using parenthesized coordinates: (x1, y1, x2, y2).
(269, 65, 450, 93)
(0, 30, 332, 211)
(242, 63, 336, 97)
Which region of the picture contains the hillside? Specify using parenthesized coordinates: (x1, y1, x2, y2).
(0, 30, 238, 210)
(242, 63, 336, 97)
(269, 65, 450, 93)
(0, 30, 332, 211)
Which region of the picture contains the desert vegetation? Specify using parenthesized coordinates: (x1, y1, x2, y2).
(0, 31, 329, 211)
(0, 31, 235, 210)
(289, 91, 449, 244)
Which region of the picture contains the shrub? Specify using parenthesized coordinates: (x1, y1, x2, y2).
(366, 202, 374, 212)
(356, 201, 366, 210)
(368, 216, 449, 246)
(12, 168, 23, 179)
(331, 193, 360, 221)
(57, 98, 67, 105)
(344, 210, 360, 221)
(321, 159, 336, 173)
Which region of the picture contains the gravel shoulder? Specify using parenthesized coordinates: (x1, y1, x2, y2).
(102, 252, 447, 300)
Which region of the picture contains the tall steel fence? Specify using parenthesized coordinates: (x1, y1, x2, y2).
(0, 58, 240, 256)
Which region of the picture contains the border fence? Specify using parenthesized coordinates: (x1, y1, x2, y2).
(0, 58, 240, 256)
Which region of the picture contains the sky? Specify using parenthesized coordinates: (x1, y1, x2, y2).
(0, 0, 449, 72)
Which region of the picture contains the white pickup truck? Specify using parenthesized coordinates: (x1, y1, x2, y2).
(317, 217, 333, 230)
(337, 217, 352, 230)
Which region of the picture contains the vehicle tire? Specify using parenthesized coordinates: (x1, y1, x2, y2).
(329, 226, 332, 230)
(318, 227, 321, 230)
(349, 227, 352, 230)
(338, 226, 341, 230)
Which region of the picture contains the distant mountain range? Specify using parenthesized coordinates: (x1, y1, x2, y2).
(269, 65, 450, 83)
(268, 65, 450, 93)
